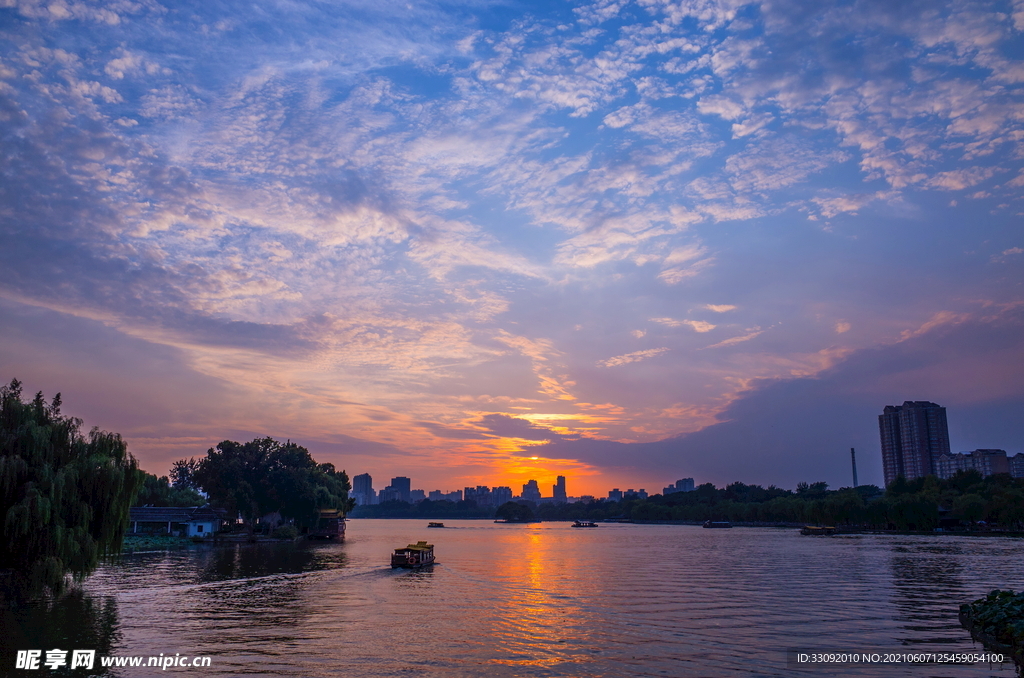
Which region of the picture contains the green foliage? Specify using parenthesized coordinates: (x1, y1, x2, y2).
(271, 524, 299, 540)
(192, 437, 353, 534)
(169, 457, 201, 490)
(961, 589, 1024, 647)
(536, 472, 1024, 530)
(494, 501, 537, 523)
(133, 472, 204, 507)
(0, 379, 143, 599)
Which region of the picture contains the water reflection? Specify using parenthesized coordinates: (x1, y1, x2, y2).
(192, 541, 347, 583)
(2, 590, 120, 677)
(889, 539, 969, 646)
(12, 524, 1024, 677)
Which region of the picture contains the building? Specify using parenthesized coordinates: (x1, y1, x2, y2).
(428, 489, 463, 502)
(128, 506, 224, 537)
(623, 489, 648, 500)
(409, 489, 426, 503)
(352, 473, 376, 506)
(879, 401, 951, 486)
(465, 486, 493, 507)
(553, 476, 567, 503)
(387, 477, 411, 503)
(492, 486, 513, 505)
(607, 488, 623, 502)
(663, 478, 695, 494)
(521, 479, 542, 503)
(1011, 454, 1024, 479)
(935, 449, 1012, 479)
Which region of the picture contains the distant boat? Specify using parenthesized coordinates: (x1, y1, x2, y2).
(391, 541, 436, 568)
(308, 509, 346, 540)
(800, 525, 837, 536)
(702, 520, 732, 529)
(571, 520, 598, 528)
(427, 522, 445, 528)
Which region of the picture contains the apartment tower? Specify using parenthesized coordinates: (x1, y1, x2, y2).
(879, 401, 950, 486)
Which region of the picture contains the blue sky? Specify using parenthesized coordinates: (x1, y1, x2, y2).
(1, 0, 1022, 495)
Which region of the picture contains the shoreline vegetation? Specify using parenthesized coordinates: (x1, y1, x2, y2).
(6, 376, 1024, 604)
(960, 590, 1024, 672)
(351, 473, 1024, 534)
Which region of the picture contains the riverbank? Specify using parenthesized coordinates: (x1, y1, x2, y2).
(959, 590, 1024, 671)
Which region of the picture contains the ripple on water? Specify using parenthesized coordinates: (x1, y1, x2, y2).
(6, 523, 1023, 677)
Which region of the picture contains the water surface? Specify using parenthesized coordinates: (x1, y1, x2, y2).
(7, 521, 1024, 677)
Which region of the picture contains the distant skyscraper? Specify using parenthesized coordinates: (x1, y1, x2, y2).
(879, 401, 951, 486)
(352, 473, 375, 505)
(492, 486, 513, 505)
(608, 488, 623, 502)
(553, 476, 567, 503)
(1011, 454, 1024, 479)
(663, 478, 694, 494)
(388, 476, 411, 503)
(465, 486, 493, 507)
(521, 479, 541, 503)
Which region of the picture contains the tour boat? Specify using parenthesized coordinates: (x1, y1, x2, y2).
(571, 520, 599, 528)
(391, 541, 436, 568)
(800, 525, 837, 535)
(427, 522, 445, 528)
(702, 520, 732, 528)
(308, 509, 346, 539)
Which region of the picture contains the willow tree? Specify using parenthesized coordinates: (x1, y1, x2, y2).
(1, 379, 142, 599)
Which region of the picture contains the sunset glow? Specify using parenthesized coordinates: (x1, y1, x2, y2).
(1, 0, 1023, 497)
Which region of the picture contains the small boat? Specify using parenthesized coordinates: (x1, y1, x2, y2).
(308, 509, 346, 540)
(427, 522, 445, 528)
(800, 525, 837, 536)
(391, 541, 436, 568)
(702, 520, 732, 529)
(571, 520, 598, 528)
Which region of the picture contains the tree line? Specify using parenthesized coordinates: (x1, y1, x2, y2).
(351, 475, 1024, 531)
(1, 379, 352, 600)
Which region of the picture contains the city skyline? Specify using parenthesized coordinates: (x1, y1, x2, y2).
(1, 0, 1023, 496)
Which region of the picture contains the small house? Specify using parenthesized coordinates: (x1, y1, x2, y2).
(129, 506, 225, 537)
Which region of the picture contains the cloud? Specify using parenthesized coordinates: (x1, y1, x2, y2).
(524, 305, 1024, 486)
(704, 304, 736, 313)
(704, 329, 763, 349)
(597, 347, 670, 367)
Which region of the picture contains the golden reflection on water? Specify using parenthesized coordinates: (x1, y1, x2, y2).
(61, 521, 1024, 677)
(488, 527, 592, 670)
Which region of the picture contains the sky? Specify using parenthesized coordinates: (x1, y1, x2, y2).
(1, 0, 1023, 497)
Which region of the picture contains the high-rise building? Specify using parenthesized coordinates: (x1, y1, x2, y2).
(492, 486, 513, 505)
(352, 473, 375, 505)
(553, 476, 567, 503)
(879, 401, 951, 486)
(465, 486, 493, 507)
(1011, 454, 1024, 479)
(387, 476, 411, 503)
(521, 479, 541, 503)
(409, 489, 426, 503)
(663, 478, 694, 494)
(608, 488, 623, 502)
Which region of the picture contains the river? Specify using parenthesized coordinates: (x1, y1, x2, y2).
(5, 520, 1024, 676)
